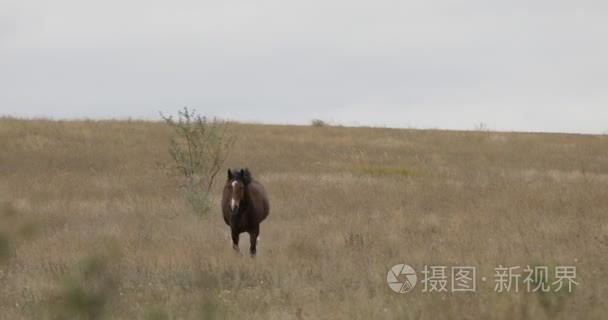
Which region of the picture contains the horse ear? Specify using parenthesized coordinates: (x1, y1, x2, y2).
(240, 168, 252, 185)
(227, 169, 233, 180)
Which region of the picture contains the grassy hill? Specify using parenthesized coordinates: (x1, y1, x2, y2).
(1, 118, 607, 319)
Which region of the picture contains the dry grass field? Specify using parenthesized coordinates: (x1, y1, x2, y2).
(1, 118, 607, 319)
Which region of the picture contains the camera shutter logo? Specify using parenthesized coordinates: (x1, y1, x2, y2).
(387, 264, 417, 293)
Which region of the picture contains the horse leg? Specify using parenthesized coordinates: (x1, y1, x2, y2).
(231, 229, 240, 253)
(248, 226, 259, 256)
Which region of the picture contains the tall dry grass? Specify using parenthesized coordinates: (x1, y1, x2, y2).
(0, 118, 607, 319)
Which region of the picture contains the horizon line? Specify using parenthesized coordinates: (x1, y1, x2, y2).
(2, 114, 606, 137)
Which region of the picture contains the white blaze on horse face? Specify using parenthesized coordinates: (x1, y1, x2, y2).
(230, 180, 238, 211)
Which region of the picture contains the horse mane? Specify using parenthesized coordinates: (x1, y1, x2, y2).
(241, 168, 252, 185)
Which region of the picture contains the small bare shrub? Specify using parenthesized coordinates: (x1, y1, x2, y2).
(474, 122, 490, 132)
(311, 119, 328, 127)
(160, 107, 235, 216)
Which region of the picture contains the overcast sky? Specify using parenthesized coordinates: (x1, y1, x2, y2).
(1, 0, 607, 133)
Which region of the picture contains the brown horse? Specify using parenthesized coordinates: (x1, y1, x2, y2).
(222, 168, 269, 255)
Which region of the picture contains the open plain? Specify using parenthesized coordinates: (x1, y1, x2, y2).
(1, 118, 607, 319)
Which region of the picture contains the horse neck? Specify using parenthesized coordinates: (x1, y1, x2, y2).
(243, 183, 252, 203)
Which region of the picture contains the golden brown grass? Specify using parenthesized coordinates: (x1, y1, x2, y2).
(1, 118, 607, 319)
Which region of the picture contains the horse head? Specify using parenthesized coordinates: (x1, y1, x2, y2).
(226, 168, 252, 215)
